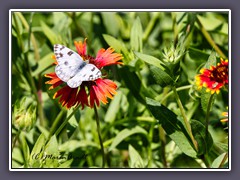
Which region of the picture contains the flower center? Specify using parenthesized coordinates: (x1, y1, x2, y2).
(211, 64, 228, 83)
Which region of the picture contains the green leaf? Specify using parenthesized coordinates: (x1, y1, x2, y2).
(134, 51, 164, 69)
(103, 34, 131, 64)
(104, 91, 122, 123)
(43, 135, 59, 168)
(201, 91, 216, 113)
(101, 12, 120, 37)
(150, 65, 174, 87)
(32, 53, 54, 77)
(128, 144, 145, 168)
(58, 159, 73, 168)
(146, 98, 197, 158)
(119, 66, 145, 104)
(204, 51, 217, 69)
(200, 52, 217, 112)
(190, 120, 213, 155)
(130, 17, 143, 52)
(171, 153, 202, 168)
(188, 47, 210, 61)
(29, 133, 46, 167)
(40, 21, 59, 45)
(197, 15, 228, 35)
(211, 152, 228, 168)
(59, 140, 98, 152)
(19, 133, 30, 167)
(109, 126, 147, 152)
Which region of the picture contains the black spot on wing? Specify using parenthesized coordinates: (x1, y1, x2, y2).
(67, 51, 74, 56)
(91, 67, 96, 71)
(60, 46, 65, 50)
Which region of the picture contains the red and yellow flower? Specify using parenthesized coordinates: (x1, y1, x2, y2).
(45, 39, 123, 109)
(195, 58, 228, 94)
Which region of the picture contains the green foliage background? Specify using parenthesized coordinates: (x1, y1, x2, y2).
(11, 11, 229, 168)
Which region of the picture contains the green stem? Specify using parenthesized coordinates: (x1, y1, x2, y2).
(16, 12, 40, 61)
(196, 17, 226, 59)
(159, 126, 168, 167)
(48, 109, 67, 140)
(12, 130, 21, 152)
(143, 13, 159, 41)
(156, 85, 192, 102)
(93, 103, 105, 168)
(172, 86, 198, 151)
(147, 124, 154, 167)
(205, 94, 214, 145)
(54, 107, 79, 138)
(219, 153, 228, 168)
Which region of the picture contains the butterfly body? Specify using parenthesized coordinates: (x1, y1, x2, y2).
(54, 44, 101, 88)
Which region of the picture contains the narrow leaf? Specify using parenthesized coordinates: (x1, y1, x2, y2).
(40, 21, 59, 45)
(103, 34, 131, 64)
(43, 135, 59, 168)
(134, 51, 164, 69)
(150, 65, 174, 87)
(201, 91, 216, 113)
(58, 159, 73, 168)
(19, 133, 30, 167)
(119, 66, 145, 104)
(29, 133, 46, 167)
(211, 152, 228, 168)
(32, 52, 54, 77)
(190, 120, 213, 155)
(109, 126, 147, 152)
(204, 51, 217, 69)
(104, 91, 122, 123)
(146, 97, 197, 158)
(129, 144, 145, 168)
(130, 17, 143, 52)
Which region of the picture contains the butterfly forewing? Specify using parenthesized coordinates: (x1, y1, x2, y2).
(54, 44, 85, 82)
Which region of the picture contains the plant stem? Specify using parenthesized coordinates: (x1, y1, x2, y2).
(48, 109, 67, 140)
(53, 107, 79, 138)
(205, 94, 214, 144)
(143, 12, 160, 41)
(159, 125, 168, 167)
(172, 86, 198, 151)
(93, 103, 105, 168)
(219, 152, 228, 168)
(16, 12, 40, 61)
(147, 124, 154, 167)
(196, 17, 227, 59)
(12, 130, 21, 152)
(156, 85, 192, 102)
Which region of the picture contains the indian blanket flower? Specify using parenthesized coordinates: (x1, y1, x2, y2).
(195, 58, 228, 94)
(45, 39, 123, 109)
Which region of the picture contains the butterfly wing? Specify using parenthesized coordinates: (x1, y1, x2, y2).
(67, 64, 102, 88)
(54, 44, 85, 82)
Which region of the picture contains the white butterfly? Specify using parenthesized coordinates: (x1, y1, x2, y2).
(54, 44, 102, 88)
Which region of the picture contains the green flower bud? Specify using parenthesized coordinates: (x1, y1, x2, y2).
(13, 98, 36, 132)
(161, 35, 186, 78)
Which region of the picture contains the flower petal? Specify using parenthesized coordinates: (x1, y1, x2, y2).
(74, 39, 87, 56)
(95, 48, 123, 68)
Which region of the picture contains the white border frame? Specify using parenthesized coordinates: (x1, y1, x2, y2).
(9, 9, 231, 171)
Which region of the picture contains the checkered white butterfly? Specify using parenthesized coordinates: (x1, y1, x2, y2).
(54, 44, 102, 88)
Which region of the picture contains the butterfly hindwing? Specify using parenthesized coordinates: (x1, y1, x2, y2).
(67, 64, 102, 88)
